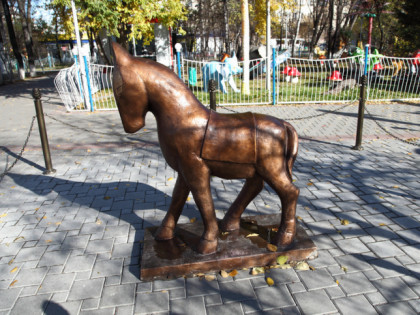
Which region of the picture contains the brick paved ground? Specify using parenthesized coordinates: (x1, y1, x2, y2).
(0, 75, 419, 314)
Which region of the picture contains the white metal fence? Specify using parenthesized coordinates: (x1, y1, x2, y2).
(55, 55, 420, 111)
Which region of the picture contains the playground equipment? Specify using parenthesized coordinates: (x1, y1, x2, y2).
(202, 53, 243, 93)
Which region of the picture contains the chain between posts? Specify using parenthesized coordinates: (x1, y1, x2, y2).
(0, 116, 36, 182)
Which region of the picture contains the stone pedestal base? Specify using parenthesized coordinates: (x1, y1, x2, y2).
(140, 214, 317, 281)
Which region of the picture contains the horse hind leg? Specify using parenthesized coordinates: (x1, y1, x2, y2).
(261, 170, 299, 247)
(220, 174, 264, 232)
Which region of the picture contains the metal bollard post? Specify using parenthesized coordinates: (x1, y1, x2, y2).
(33, 88, 56, 174)
(209, 79, 217, 111)
(352, 75, 367, 150)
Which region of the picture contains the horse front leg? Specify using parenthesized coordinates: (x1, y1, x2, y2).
(220, 174, 263, 232)
(155, 175, 190, 240)
(182, 164, 219, 254)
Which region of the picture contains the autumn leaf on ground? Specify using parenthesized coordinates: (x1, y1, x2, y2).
(8, 259, 14, 265)
(167, 177, 174, 181)
(341, 266, 348, 272)
(228, 270, 238, 277)
(295, 261, 310, 271)
(379, 223, 386, 226)
(103, 196, 111, 200)
(13, 236, 24, 242)
(266, 277, 274, 286)
(297, 216, 303, 220)
(187, 197, 191, 201)
(96, 219, 102, 225)
(189, 217, 196, 223)
(309, 265, 316, 271)
(276, 255, 288, 265)
(205, 275, 215, 281)
(341, 219, 350, 225)
(251, 267, 265, 275)
(307, 182, 313, 186)
(10, 267, 18, 273)
(246, 233, 259, 238)
(10, 280, 17, 287)
(267, 244, 277, 252)
(45, 240, 52, 243)
(220, 270, 229, 278)
(336, 280, 340, 285)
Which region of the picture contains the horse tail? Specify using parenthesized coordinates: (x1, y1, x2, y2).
(285, 123, 299, 181)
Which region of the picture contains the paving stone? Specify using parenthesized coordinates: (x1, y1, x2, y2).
(335, 238, 370, 254)
(12, 267, 48, 287)
(366, 291, 388, 305)
(153, 278, 185, 291)
(254, 284, 295, 310)
(67, 278, 105, 300)
(81, 298, 100, 310)
(373, 277, 418, 302)
(9, 294, 51, 315)
(38, 273, 75, 293)
(64, 254, 96, 273)
(370, 257, 410, 278)
(219, 280, 256, 303)
(241, 299, 261, 313)
(204, 294, 222, 306)
(294, 290, 337, 315)
(44, 301, 81, 314)
(366, 240, 405, 258)
(38, 250, 70, 267)
(170, 296, 205, 315)
(91, 259, 123, 278)
(134, 291, 169, 314)
(85, 239, 114, 254)
(375, 301, 418, 315)
(0, 288, 21, 311)
(169, 287, 186, 300)
(13, 246, 46, 262)
(401, 244, 420, 262)
(334, 254, 373, 273)
(334, 295, 377, 315)
(186, 277, 219, 297)
(335, 272, 377, 295)
(206, 302, 244, 315)
(100, 283, 136, 308)
(298, 268, 337, 291)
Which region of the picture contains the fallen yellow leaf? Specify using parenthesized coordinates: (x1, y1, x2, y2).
(266, 277, 274, 286)
(96, 219, 102, 225)
(186, 197, 191, 201)
(45, 240, 52, 243)
(341, 266, 348, 272)
(336, 280, 340, 285)
(307, 182, 313, 186)
(341, 219, 350, 225)
(228, 270, 238, 277)
(11, 186, 16, 189)
(251, 267, 265, 275)
(205, 275, 215, 281)
(167, 177, 174, 181)
(10, 267, 18, 273)
(10, 280, 17, 287)
(0, 213, 7, 218)
(309, 266, 316, 271)
(8, 259, 14, 265)
(297, 216, 302, 220)
(55, 222, 61, 225)
(295, 262, 310, 271)
(266, 244, 277, 252)
(276, 255, 288, 265)
(220, 270, 229, 278)
(246, 233, 259, 238)
(190, 217, 196, 223)
(379, 223, 386, 226)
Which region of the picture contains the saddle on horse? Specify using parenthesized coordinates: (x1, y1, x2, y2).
(200, 111, 257, 164)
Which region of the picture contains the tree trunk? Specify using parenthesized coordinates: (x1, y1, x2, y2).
(292, 0, 303, 57)
(327, 0, 334, 58)
(1, 0, 25, 79)
(241, 0, 250, 94)
(17, 0, 36, 77)
(95, 33, 111, 65)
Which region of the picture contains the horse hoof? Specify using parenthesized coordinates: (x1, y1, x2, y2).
(273, 229, 296, 247)
(220, 217, 240, 232)
(155, 226, 175, 240)
(197, 238, 218, 255)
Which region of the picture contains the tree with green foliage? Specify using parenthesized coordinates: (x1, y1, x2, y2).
(395, 0, 420, 55)
(53, 0, 187, 64)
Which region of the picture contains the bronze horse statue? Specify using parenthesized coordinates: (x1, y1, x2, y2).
(112, 43, 299, 255)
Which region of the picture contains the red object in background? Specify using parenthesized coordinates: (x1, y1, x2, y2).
(373, 63, 383, 71)
(288, 67, 301, 77)
(328, 70, 343, 81)
(282, 66, 292, 75)
(412, 50, 420, 65)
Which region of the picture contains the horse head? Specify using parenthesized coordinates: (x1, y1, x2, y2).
(112, 42, 149, 133)
(224, 53, 243, 76)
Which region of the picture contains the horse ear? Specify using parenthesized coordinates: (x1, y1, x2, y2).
(112, 42, 132, 67)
